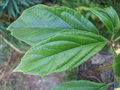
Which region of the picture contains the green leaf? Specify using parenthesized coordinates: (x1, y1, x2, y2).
(53, 6, 98, 33)
(89, 7, 120, 34)
(52, 80, 108, 90)
(2, 0, 9, 9)
(7, 4, 98, 46)
(113, 54, 120, 82)
(105, 7, 120, 34)
(13, 30, 107, 77)
(9, 28, 70, 46)
(12, 0, 19, 13)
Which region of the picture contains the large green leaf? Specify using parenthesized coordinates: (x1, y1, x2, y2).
(113, 54, 120, 82)
(52, 80, 108, 90)
(13, 30, 107, 77)
(7, 4, 98, 46)
(89, 7, 120, 34)
(9, 28, 70, 46)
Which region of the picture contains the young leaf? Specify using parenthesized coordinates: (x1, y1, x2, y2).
(7, 4, 98, 46)
(53, 6, 98, 33)
(113, 54, 120, 82)
(105, 7, 120, 34)
(52, 80, 108, 90)
(89, 7, 120, 34)
(13, 30, 108, 77)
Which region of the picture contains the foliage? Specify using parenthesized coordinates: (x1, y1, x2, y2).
(89, 7, 120, 35)
(53, 0, 120, 17)
(52, 80, 109, 90)
(93, 0, 120, 16)
(53, 0, 99, 8)
(0, 0, 43, 17)
(66, 69, 77, 81)
(7, 4, 120, 90)
(113, 54, 120, 82)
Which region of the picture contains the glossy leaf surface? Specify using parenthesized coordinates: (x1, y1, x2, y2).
(52, 80, 108, 90)
(13, 30, 107, 76)
(7, 4, 98, 46)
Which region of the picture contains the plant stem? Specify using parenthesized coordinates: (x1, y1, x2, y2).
(111, 34, 115, 41)
(0, 35, 25, 54)
(95, 64, 112, 71)
(115, 36, 120, 42)
(107, 82, 114, 86)
(0, 19, 10, 25)
(3, 14, 16, 20)
(111, 45, 117, 56)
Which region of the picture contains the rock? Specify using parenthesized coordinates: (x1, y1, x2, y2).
(91, 53, 106, 64)
(77, 52, 114, 90)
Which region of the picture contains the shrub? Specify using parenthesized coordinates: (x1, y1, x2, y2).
(7, 4, 120, 90)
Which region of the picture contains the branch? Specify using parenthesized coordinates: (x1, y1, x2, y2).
(95, 64, 112, 71)
(0, 35, 25, 54)
(115, 36, 120, 42)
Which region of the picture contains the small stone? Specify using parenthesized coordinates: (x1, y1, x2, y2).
(91, 53, 106, 65)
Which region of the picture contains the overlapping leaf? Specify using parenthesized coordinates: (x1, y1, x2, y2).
(52, 80, 108, 90)
(13, 30, 107, 76)
(7, 4, 98, 46)
(89, 7, 120, 34)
